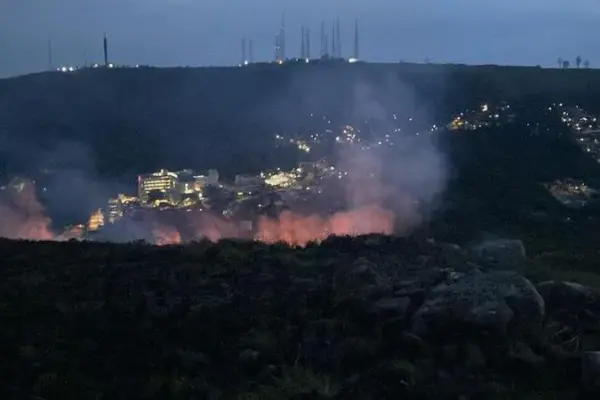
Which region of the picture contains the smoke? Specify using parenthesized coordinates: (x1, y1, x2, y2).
(0, 68, 448, 247)
(254, 205, 394, 246)
(0, 179, 54, 240)
(223, 71, 448, 246)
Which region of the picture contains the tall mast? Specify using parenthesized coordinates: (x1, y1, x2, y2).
(280, 13, 286, 61)
(300, 26, 305, 59)
(336, 17, 342, 58)
(353, 19, 359, 60)
(320, 21, 325, 57)
(241, 38, 246, 64)
(249, 39, 254, 63)
(306, 28, 311, 59)
(103, 33, 108, 66)
(331, 22, 336, 58)
(274, 32, 280, 62)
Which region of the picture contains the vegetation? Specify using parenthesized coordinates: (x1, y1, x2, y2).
(2, 62, 600, 181)
(2, 62, 600, 398)
(0, 234, 599, 399)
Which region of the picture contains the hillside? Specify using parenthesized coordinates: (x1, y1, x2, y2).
(1, 63, 600, 180)
(2, 235, 600, 399)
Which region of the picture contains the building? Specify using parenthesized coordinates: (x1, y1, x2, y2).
(107, 193, 138, 223)
(88, 209, 105, 231)
(193, 169, 219, 190)
(138, 169, 179, 205)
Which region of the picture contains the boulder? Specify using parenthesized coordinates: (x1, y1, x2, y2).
(373, 297, 412, 317)
(410, 270, 545, 338)
(334, 257, 393, 301)
(508, 342, 545, 366)
(469, 239, 526, 270)
(465, 342, 487, 369)
(582, 351, 600, 392)
(537, 281, 600, 332)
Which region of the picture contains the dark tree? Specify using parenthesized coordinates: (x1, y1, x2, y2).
(563, 60, 570, 69)
(576, 56, 582, 68)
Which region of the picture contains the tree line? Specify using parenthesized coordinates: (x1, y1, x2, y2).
(557, 56, 590, 69)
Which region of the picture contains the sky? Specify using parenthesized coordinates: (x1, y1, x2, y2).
(0, 0, 597, 77)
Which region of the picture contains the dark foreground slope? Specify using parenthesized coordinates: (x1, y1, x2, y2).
(2, 63, 600, 179)
(2, 236, 600, 399)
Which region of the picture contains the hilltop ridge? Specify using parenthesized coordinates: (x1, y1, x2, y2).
(1, 62, 600, 180)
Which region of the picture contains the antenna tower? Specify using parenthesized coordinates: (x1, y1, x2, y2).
(103, 33, 109, 66)
(353, 19, 359, 60)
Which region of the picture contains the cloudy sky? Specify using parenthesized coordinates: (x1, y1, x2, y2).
(0, 0, 596, 77)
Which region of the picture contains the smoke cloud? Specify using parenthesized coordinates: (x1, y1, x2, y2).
(0, 179, 54, 240)
(0, 69, 448, 246)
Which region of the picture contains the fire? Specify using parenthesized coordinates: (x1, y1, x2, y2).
(255, 205, 394, 246)
(152, 224, 182, 245)
(149, 205, 395, 247)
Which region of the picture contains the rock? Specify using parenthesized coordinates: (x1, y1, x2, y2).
(334, 258, 392, 301)
(177, 349, 209, 368)
(582, 351, 600, 392)
(441, 344, 460, 364)
(508, 342, 545, 366)
(400, 331, 426, 350)
(373, 297, 411, 317)
(539, 281, 600, 331)
(410, 270, 545, 338)
(469, 239, 526, 270)
(583, 333, 600, 352)
(535, 280, 556, 297)
(238, 349, 260, 364)
(465, 342, 486, 369)
(394, 280, 426, 298)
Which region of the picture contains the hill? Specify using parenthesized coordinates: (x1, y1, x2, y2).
(2, 62, 600, 180)
(2, 235, 600, 399)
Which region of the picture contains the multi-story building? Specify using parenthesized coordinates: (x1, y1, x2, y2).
(138, 169, 178, 205)
(193, 169, 219, 190)
(138, 168, 220, 208)
(107, 193, 139, 223)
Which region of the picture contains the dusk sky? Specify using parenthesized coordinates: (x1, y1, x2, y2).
(0, 0, 597, 77)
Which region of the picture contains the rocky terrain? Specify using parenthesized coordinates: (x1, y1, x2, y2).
(1, 235, 600, 399)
